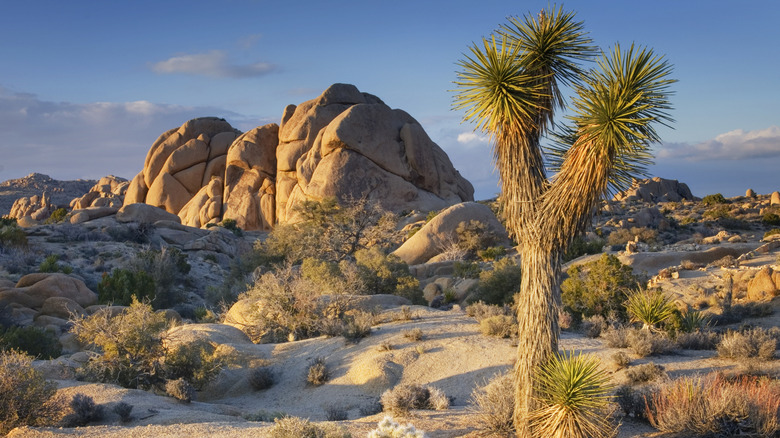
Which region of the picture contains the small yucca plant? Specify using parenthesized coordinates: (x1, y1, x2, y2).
(675, 309, 710, 333)
(626, 289, 676, 331)
(529, 351, 615, 438)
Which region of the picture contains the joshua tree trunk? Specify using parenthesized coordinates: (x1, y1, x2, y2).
(514, 239, 561, 435)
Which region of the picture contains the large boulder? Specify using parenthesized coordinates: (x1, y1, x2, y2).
(178, 176, 224, 228)
(747, 266, 778, 301)
(123, 117, 240, 215)
(9, 192, 53, 221)
(0, 273, 97, 310)
(116, 203, 181, 224)
(393, 202, 509, 265)
(222, 124, 279, 231)
(70, 175, 128, 210)
(278, 84, 474, 222)
(613, 177, 695, 203)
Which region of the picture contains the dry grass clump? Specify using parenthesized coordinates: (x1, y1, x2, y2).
(479, 315, 516, 338)
(249, 366, 275, 390)
(307, 357, 329, 386)
(165, 378, 195, 403)
(610, 351, 631, 369)
(717, 328, 778, 361)
(323, 403, 349, 421)
(627, 328, 675, 357)
(647, 373, 780, 437)
(465, 301, 510, 321)
(380, 384, 449, 415)
(64, 393, 105, 427)
(0, 350, 62, 434)
(602, 325, 631, 348)
(470, 372, 514, 436)
(625, 362, 666, 384)
(268, 416, 351, 438)
(402, 328, 423, 342)
(581, 314, 607, 338)
(676, 330, 719, 350)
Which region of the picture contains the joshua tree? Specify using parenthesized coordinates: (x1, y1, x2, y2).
(453, 6, 674, 436)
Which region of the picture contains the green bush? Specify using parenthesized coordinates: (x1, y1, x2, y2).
(163, 341, 224, 390)
(762, 212, 780, 226)
(97, 268, 156, 306)
(0, 350, 60, 434)
(471, 257, 522, 305)
(455, 220, 498, 256)
(453, 260, 481, 278)
(0, 221, 27, 249)
(701, 193, 728, 206)
(561, 254, 640, 321)
(38, 254, 73, 274)
(702, 204, 730, 220)
(478, 246, 507, 261)
(0, 325, 62, 359)
(355, 247, 424, 304)
(44, 208, 68, 224)
(130, 247, 190, 309)
(563, 236, 605, 262)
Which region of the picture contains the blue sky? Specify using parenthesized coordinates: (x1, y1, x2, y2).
(1, 0, 778, 200)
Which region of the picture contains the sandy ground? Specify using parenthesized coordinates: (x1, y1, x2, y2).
(9, 242, 780, 438)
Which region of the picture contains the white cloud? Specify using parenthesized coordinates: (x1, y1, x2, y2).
(657, 126, 780, 161)
(151, 50, 276, 78)
(456, 131, 490, 146)
(0, 87, 264, 182)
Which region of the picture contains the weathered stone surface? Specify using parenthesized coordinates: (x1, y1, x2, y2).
(393, 202, 509, 265)
(126, 117, 240, 217)
(9, 192, 53, 221)
(117, 203, 181, 224)
(747, 266, 778, 301)
(70, 175, 128, 210)
(223, 124, 279, 231)
(69, 206, 118, 224)
(166, 323, 253, 347)
(746, 188, 756, 198)
(614, 177, 695, 203)
(178, 177, 223, 228)
(12, 273, 97, 308)
(771, 191, 780, 205)
(39, 296, 86, 319)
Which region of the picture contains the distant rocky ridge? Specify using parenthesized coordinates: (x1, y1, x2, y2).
(0, 173, 96, 217)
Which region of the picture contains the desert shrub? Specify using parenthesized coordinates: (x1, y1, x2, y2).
(563, 235, 605, 262)
(166, 378, 195, 402)
(38, 254, 73, 274)
(0, 325, 62, 359)
(0, 221, 27, 249)
(112, 401, 133, 422)
(453, 260, 481, 278)
(268, 416, 352, 438)
(368, 416, 427, 438)
(465, 302, 509, 321)
(581, 314, 607, 338)
(0, 350, 60, 434)
(562, 253, 640, 321)
(610, 351, 631, 369)
(307, 357, 329, 386)
(607, 226, 658, 246)
(625, 362, 666, 384)
(627, 328, 675, 357)
(403, 328, 423, 342)
(380, 384, 448, 415)
(425, 210, 439, 222)
(163, 341, 224, 389)
(355, 247, 424, 304)
(340, 311, 374, 343)
(470, 372, 514, 435)
(702, 193, 728, 205)
(703, 204, 730, 220)
(323, 403, 349, 421)
(676, 330, 719, 350)
(129, 247, 190, 309)
(679, 259, 702, 270)
(44, 208, 68, 224)
(97, 268, 156, 306)
(479, 315, 516, 338)
(248, 366, 274, 391)
(193, 306, 217, 323)
(762, 213, 780, 226)
(478, 245, 506, 261)
(615, 385, 651, 419)
(471, 257, 522, 305)
(244, 409, 288, 422)
(625, 289, 676, 331)
(764, 228, 780, 239)
(602, 325, 632, 348)
(647, 373, 780, 437)
(529, 351, 616, 438)
(455, 220, 498, 256)
(717, 328, 777, 361)
(72, 299, 168, 388)
(66, 393, 105, 426)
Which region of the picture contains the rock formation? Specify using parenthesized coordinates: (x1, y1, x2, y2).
(8, 192, 54, 221)
(613, 177, 694, 203)
(122, 84, 474, 230)
(70, 175, 128, 210)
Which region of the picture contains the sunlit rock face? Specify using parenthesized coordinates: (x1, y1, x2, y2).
(124, 84, 474, 230)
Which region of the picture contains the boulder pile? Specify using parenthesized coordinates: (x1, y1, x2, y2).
(122, 84, 474, 230)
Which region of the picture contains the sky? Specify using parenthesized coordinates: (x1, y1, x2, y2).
(1, 0, 778, 200)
